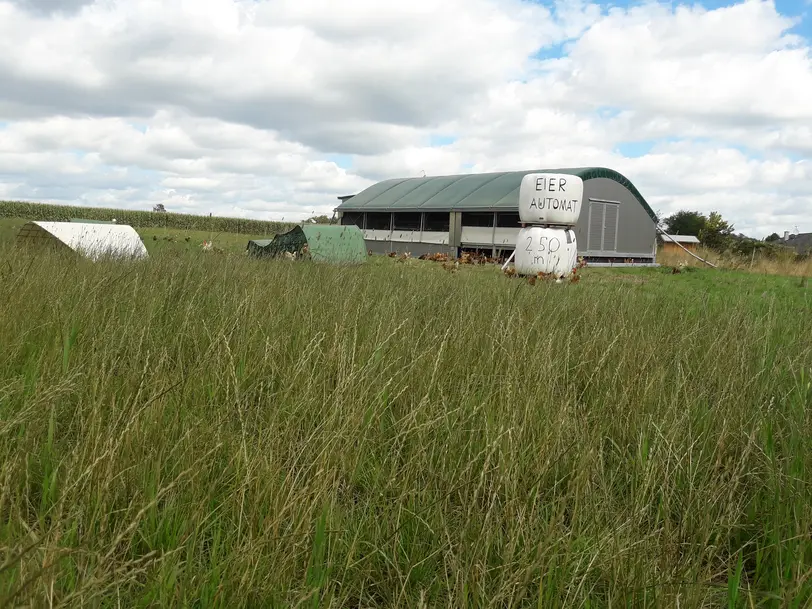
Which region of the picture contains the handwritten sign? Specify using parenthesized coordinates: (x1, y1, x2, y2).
(518, 173, 583, 226)
(514, 226, 578, 277)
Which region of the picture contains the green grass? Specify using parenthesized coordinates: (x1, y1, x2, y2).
(0, 217, 29, 245)
(1, 244, 811, 607)
(137, 225, 274, 254)
(0, 217, 273, 255)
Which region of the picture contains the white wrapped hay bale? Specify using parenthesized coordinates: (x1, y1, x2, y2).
(16, 221, 148, 261)
(518, 173, 583, 226)
(514, 226, 578, 277)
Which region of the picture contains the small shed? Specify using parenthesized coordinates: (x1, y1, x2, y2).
(16, 221, 149, 261)
(659, 234, 700, 255)
(247, 224, 367, 264)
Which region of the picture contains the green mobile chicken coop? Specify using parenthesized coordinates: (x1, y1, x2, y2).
(246, 224, 367, 265)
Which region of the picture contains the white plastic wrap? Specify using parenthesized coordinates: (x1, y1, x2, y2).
(518, 173, 583, 226)
(514, 226, 578, 277)
(16, 221, 149, 261)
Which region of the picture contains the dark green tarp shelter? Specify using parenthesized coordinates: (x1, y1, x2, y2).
(247, 224, 367, 264)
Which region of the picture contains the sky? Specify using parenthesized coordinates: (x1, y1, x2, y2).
(0, 0, 810, 236)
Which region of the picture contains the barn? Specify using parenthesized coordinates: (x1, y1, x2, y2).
(335, 167, 659, 265)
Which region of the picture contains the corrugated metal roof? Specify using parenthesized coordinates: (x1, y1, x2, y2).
(662, 234, 700, 244)
(336, 167, 658, 222)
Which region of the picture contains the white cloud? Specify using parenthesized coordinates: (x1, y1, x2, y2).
(545, 1, 811, 125)
(6, 0, 92, 16)
(0, 111, 371, 217)
(0, 0, 809, 233)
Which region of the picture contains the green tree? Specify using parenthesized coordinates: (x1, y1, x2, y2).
(699, 211, 735, 251)
(765, 232, 780, 242)
(304, 215, 333, 224)
(662, 210, 706, 236)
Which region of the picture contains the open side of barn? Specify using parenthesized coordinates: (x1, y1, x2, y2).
(334, 167, 659, 264)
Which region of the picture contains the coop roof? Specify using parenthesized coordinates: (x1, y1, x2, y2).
(16, 221, 149, 261)
(247, 224, 367, 264)
(336, 167, 658, 222)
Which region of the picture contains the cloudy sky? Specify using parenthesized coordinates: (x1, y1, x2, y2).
(0, 0, 809, 235)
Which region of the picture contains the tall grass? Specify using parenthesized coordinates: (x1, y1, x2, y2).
(1, 247, 811, 607)
(658, 246, 812, 278)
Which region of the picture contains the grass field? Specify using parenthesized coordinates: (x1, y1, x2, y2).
(658, 247, 812, 279)
(0, 217, 274, 255)
(1, 237, 811, 608)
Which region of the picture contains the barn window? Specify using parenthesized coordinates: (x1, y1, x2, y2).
(341, 212, 364, 229)
(393, 212, 421, 231)
(423, 212, 450, 232)
(496, 212, 521, 228)
(365, 212, 391, 231)
(587, 200, 620, 252)
(461, 212, 494, 227)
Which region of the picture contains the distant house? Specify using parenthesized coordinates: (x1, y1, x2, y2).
(659, 234, 700, 256)
(782, 231, 812, 255)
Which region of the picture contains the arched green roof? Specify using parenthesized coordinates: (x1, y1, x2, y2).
(337, 167, 658, 222)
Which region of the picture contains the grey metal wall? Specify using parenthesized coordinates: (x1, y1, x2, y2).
(575, 178, 656, 258)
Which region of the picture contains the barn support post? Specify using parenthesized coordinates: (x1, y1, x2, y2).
(448, 211, 463, 258)
(491, 211, 497, 258)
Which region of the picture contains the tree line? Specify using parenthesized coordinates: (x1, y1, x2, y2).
(660, 210, 800, 258)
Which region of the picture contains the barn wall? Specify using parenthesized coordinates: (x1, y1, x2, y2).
(577, 178, 656, 258)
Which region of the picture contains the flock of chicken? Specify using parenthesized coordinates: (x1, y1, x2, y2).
(377, 248, 587, 284)
(383, 250, 500, 264)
